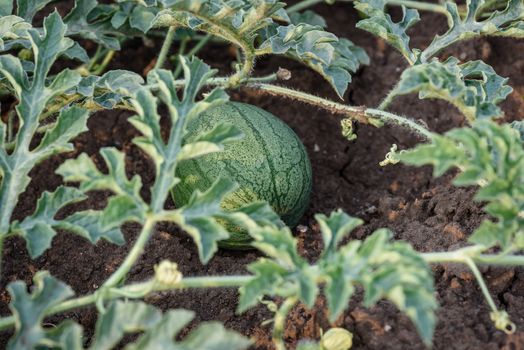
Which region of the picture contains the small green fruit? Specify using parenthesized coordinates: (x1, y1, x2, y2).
(172, 102, 312, 249)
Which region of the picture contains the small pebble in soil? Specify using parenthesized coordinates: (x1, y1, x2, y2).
(363, 205, 377, 214)
(297, 225, 308, 234)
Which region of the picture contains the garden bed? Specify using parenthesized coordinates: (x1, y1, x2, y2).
(1, 1, 524, 349)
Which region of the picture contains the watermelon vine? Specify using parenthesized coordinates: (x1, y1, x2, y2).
(0, 0, 523, 349)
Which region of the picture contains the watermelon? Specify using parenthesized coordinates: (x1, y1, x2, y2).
(172, 102, 312, 249)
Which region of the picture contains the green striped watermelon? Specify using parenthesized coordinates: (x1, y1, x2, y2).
(172, 102, 312, 249)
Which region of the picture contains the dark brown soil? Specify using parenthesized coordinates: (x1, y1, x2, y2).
(2, 2, 524, 349)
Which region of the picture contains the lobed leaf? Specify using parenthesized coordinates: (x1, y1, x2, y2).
(65, 0, 123, 50)
(7, 282, 250, 350)
(129, 4, 159, 33)
(172, 322, 252, 350)
(34, 106, 89, 157)
(140, 1, 367, 96)
(0, 15, 31, 51)
(390, 57, 512, 122)
(240, 210, 436, 345)
(11, 187, 86, 258)
(57, 210, 125, 245)
(218, 201, 283, 233)
(158, 0, 289, 36)
(0, 13, 92, 252)
(316, 209, 363, 259)
(400, 120, 524, 251)
(354, 0, 419, 64)
(95, 300, 251, 350)
(76, 70, 144, 109)
(356, 229, 436, 344)
(420, 0, 524, 62)
(57, 147, 146, 227)
(138, 57, 228, 213)
(289, 10, 327, 28)
(16, 0, 54, 22)
(6, 271, 75, 350)
(239, 223, 318, 310)
(260, 24, 369, 98)
(125, 309, 195, 350)
(91, 301, 163, 350)
(177, 123, 244, 161)
(0, 0, 13, 16)
(163, 178, 238, 263)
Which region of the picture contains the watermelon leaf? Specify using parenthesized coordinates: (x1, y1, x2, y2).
(260, 24, 369, 98)
(6, 271, 75, 350)
(16, 0, 54, 22)
(420, 0, 524, 62)
(354, 0, 420, 64)
(0, 16, 31, 51)
(162, 178, 238, 263)
(57, 147, 147, 228)
(289, 10, 327, 28)
(0, 12, 91, 253)
(400, 120, 524, 251)
(316, 209, 363, 259)
(91, 301, 163, 350)
(177, 123, 244, 161)
(0, 0, 13, 16)
(104, 301, 251, 350)
(240, 211, 436, 345)
(10, 187, 86, 258)
(133, 57, 229, 213)
(388, 58, 512, 121)
(65, 0, 122, 50)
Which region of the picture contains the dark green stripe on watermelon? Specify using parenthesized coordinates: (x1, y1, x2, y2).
(172, 102, 312, 249)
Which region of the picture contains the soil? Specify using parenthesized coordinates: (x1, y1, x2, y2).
(2, 1, 524, 350)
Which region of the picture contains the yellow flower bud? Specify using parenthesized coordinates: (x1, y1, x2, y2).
(320, 328, 353, 350)
(154, 260, 183, 286)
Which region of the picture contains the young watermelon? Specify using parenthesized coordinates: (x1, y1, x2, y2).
(172, 102, 312, 249)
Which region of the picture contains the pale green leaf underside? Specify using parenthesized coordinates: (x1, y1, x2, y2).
(7, 272, 74, 350)
(261, 23, 369, 98)
(354, 0, 419, 64)
(421, 0, 524, 61)
(0, 13, 93, 259)
(391, 57, 512, 121)
(0, 0, 13, 16)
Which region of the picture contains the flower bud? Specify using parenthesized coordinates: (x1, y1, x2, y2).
(320, 328, 353, 350)
(154, 260, 183, 286)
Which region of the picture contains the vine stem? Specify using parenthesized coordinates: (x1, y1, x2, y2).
(421, 251, 524, 266)
(272, 297, 298, 350)
(92, 50, 115, 75)
(87, 46, 103, 71)
(464, 258, 498, 312)
(286, 0, 447, 14)
(0, 249, 523, 332)
(245, 83, 433, 140)
(464, 257, 516, 334)
(155, 26, 177, 70)
(102, 216, 156, 288)
(378, 85, 400, 110)
(0, 275, 253, 332)
(174, 34, 213, 78)
(154, 13, 256, 87)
